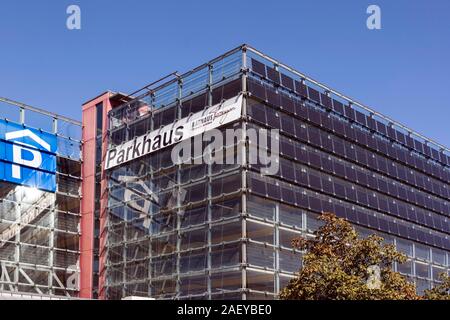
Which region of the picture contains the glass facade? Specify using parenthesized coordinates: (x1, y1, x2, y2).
(0, 98, 82, 297)
(103, 46, 450, 299)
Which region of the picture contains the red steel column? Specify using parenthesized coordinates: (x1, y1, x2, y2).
(98, 95, 112, 300)
(80, 92, 112, 299)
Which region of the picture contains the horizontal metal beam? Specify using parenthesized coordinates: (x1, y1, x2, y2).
(0, 96, 82, 126)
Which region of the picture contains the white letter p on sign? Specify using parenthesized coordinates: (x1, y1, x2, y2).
(11, 145, 43, 179)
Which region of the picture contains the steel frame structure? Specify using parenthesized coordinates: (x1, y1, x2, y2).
(0, 98, 82, 297)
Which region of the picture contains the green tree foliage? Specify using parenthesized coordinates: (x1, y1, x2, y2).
(423, 273, 450, 300)
(280, 213, 420, 300)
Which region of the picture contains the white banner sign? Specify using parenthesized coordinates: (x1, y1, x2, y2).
(105, 94, 243, 170)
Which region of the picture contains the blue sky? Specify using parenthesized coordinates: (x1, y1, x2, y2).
(0, 0, 449, 147)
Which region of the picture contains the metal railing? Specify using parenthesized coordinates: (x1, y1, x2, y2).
(244, 45, 450, 156)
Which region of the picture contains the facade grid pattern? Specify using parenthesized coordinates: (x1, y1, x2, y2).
(0, 99, 82, 297)
(103, 46, 450, 299)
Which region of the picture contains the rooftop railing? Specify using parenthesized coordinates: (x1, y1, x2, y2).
(107, 44, 449, 166)
(0, 97, 82, 160)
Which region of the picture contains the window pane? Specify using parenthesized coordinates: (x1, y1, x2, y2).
(415, 262, 430, 278)
(415, 244, 430, 261)
(247, 221, 274, 244)
(247, 195, 276, 221)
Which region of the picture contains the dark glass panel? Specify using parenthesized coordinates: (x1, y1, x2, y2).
(281, 186, 295, 205)
(249, 176, 266, 196)
(355, 111, 367, 126)
(267, 183, 280, 200)
(367, 214, 379, 229)
(344, 123, 356, 141)
(281, 73, 294, 91)
(294, 124, 306, 144)
(321, 157, 333, 173)
(376, 122, 387, 136)
(280, 94, 295, 114)
(308, 127, 321, 148)
(356, 170, 368, 186)
(308, 173, 322, 191)
(251, 59, 266, 77)
(281, 138, 295, 159)
(356, 210, 369, 226)
(387, 182, 398, 197)
(333, 161, 346, 178)
(295, 167, 308, 186)
(332, 118, 345, 136)
(294, 81, 308, 98)
(320, 94, 332, 109)
(405, 135, 415, 149)
(377, 177, 388, 193)
(332, 100, 344, 114)
(367, 135, 378, 150)
(368, 193, 378, 208)
(346, 186, 357, 202)
(345, 165, 357, 181)
(433, 235, 443, 248)
(414, 140, 424, 154)
(424, 213, 434, 228)
(344, 106, 356, 121)
(387, 126, 396, 140)
(423, 144, 432, 158)
(378, 218, 389, 233)
(296, 192, 309, 209)
(388, 200, 398, 216)
(308, 87, 320, 103)
(398, 224, 408, 238)
(376, 139, 388, 155)
(356, 149, 368, 166)
(248, 102, 266, 124)
(212, 78, 242, 105)
(396, 131, 406, 145)
(295, 101, 307, 118)
(409, 211, 426, 225)
(345, 145, 357, 162)
(344, 207, 357, 223)
(280, 160, 295, 181)
(247, 78, 266, 101)
(334, 182, 346, 198)
(266, 107, 280, 129)
(356, 190, 368, 205)
(266, 86, 280, 107)
(321, 133, 333, 151)
(307, 108, 321, 126)
(355, 130, 368, 145)
(431, 148, 439, 161)
(309, 196, 322, 213)
(211, 175, 241, 197)
(266, 67, 280, 84)
(333, 139, 345, 157)
(407, 228, 417, 241)
(388, 220, 399, 234)
(367, 117, 377, 131)
(322, 178, 334, 194)
(281, 115, 296, 136)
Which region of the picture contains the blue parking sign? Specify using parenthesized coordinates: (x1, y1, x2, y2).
(0, 120, 57, 192)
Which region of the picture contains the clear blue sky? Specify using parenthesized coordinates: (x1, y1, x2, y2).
(0, 0, 449, 147)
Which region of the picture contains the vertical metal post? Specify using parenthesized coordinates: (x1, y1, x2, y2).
(19, 108, 25, 124)
(274, 203, 280, 296)
(13, 197, 21, 292)
(241, 46, 248, 300)
(175, 77, 183, 299)
(52, 118, 58, 134)
(48, 194, 56, 295)
(207, 63, 213, 300)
